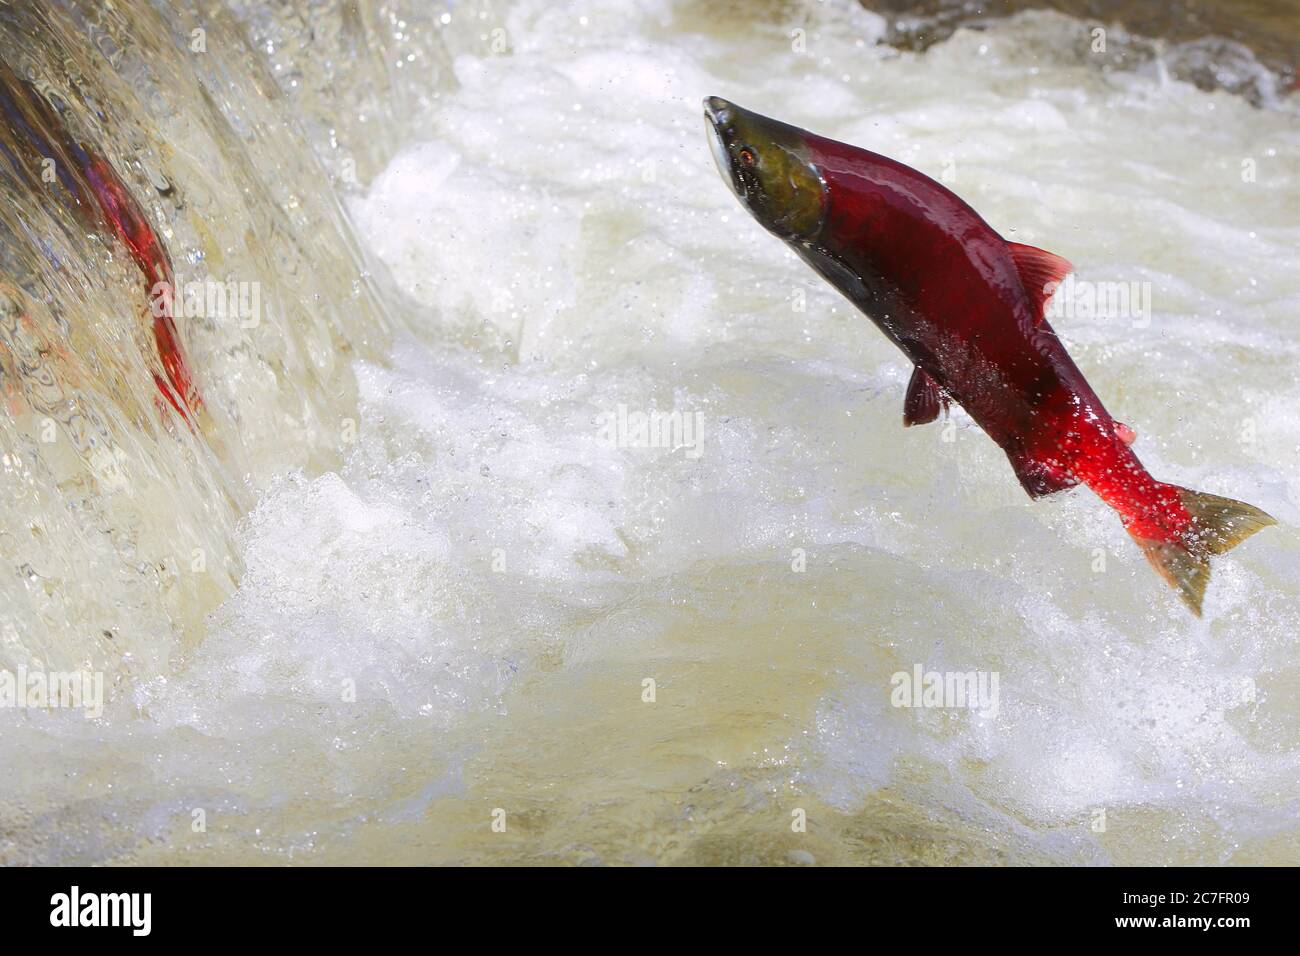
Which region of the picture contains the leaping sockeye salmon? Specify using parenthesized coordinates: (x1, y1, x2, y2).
(703, 96, 1273, 615)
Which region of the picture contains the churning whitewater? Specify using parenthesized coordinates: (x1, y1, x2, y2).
(1, 0, 1298, 865)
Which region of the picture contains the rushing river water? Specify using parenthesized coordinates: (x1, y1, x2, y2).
(1, 0, 1298, 865)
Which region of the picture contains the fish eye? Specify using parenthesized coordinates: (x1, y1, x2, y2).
(738, 147, 756, 167)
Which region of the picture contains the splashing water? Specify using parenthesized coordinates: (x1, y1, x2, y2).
(1, 0, 1298, 865)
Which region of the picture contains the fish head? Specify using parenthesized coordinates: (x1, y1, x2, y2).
(703, 96, 826, 242)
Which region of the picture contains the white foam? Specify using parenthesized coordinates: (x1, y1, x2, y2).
(9, 0, 1298, 864)
(341, 2, 1300, 862)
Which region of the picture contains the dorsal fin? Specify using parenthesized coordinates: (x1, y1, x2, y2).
(903, 366, 947, 427)
(1008, 241, 1072, 326)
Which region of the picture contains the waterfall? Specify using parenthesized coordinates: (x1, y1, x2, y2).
(0, 1, 484, 683)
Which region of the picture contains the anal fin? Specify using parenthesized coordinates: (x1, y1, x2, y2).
(903, 366, 947, 427)
(1008, 449, 1079, 499)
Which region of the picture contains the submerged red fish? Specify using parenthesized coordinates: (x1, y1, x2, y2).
(81, 152, 200, 423)
(0, 61, 200, 422)
(704, 96, 1273, 615)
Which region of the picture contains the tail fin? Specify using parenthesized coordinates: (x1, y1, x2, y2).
(1131, 487, 1276, 616)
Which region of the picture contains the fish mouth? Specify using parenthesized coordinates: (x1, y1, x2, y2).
(703, 96, 744, 200)
(703, 95, 732, 128)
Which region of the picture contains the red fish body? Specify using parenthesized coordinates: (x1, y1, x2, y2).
(83, 154, 200, 421)
(801, 133, 1167, 526)
(0, 61, 200, 422)
(704, 97, 1272, 614)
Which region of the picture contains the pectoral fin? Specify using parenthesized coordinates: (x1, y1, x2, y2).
(903, 366, 947, 426)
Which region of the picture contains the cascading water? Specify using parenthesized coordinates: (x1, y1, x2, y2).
(0, 0, 427, 684)
(0, 0, 1297, 865)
